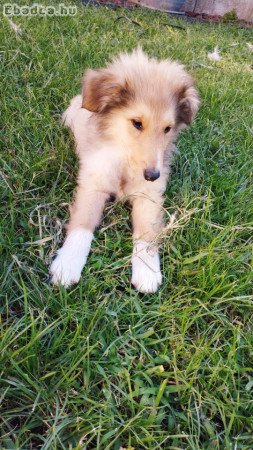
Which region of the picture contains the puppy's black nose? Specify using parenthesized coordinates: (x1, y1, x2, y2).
(144, 168, 160, 181)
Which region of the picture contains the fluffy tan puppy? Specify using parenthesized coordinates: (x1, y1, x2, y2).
(50, 48, 199, 293)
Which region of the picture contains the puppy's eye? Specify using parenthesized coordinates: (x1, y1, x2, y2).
(164, 126, 171, 134)
(132, 120, 143, 130)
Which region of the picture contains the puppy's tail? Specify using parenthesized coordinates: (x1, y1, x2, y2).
(61, 95, 93, 155)
(61, 95, 83, 130)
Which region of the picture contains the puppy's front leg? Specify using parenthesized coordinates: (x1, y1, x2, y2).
(50, 184, 108, 287)
(131, 195, 164, 293)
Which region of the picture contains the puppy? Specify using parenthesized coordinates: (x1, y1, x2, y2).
(50, 48, 199, 293)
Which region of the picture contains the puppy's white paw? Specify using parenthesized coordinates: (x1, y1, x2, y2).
(131, 240, 162, 293)
(50, 249, 84, 287)
(50, 229, 93, 288)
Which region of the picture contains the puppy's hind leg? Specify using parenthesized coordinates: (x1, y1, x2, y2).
(50, 184, 108, 287)
(131, 194, 164, 294)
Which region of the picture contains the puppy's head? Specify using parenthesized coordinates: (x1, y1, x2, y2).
(82, 49, 200, 181)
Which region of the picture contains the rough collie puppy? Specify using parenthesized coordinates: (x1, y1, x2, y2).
(50, 48, 199, 293)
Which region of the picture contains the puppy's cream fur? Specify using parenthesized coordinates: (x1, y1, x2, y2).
(50, 48, 199, 293)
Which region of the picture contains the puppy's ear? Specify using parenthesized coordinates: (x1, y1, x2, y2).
(177, 83, 200, 126)
(82, 68, 132, 113)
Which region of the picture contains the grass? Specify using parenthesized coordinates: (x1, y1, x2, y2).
(0, 1, 253, 448)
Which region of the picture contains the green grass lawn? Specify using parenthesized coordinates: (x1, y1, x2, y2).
(1, 1, 253, 448)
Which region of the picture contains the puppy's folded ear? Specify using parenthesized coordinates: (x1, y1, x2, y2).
(82, 68, 132, 113)
(177, 82, 200, 126)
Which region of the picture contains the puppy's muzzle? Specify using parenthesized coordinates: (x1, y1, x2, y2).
(144, 168, 160, 182)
